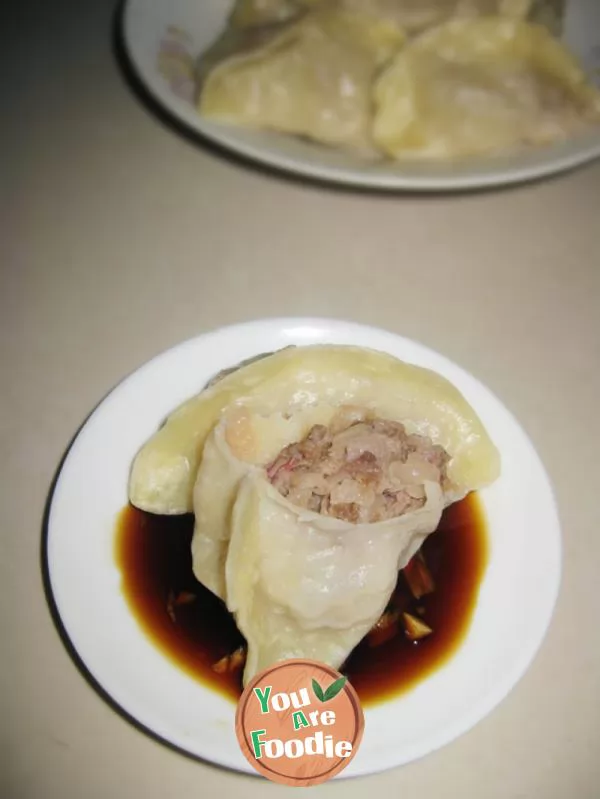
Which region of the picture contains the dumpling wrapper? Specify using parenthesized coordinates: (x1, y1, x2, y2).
(198, 8, 405, 152)
(372, 18, 600, 160)
(128, 345, 500, 515)
(226, 471, 445, 684)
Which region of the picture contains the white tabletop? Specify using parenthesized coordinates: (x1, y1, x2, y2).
(4, 2, 600, 797)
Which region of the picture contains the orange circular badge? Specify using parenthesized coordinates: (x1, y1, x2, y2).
(235, 659, 364, 786)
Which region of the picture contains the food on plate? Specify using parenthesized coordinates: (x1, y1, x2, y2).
(373, 18, 600, 159)
(198, 8, 406, 153)
(190, 2, 599, 160)
(128, 344, 500, 686)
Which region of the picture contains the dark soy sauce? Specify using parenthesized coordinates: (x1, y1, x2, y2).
(115, 493, 487, 705)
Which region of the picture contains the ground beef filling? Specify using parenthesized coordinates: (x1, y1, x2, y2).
(266, 407, 451, 524)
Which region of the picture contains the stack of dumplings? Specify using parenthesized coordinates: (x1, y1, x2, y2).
(195, 0, 600, 159)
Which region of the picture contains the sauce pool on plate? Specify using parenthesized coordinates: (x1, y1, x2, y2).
(114, 493, 487, 705)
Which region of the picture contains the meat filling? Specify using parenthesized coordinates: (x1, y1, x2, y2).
(266, 406, 451, 523)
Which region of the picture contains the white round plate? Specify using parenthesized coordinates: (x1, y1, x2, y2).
(122, 0, 600, 191)
(47, 318, 561, 776)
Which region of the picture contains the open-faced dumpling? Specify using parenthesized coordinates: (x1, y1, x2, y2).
(372, 18, 600, 160)
(198, 8, 405, 152)
(191, 397, 471, 594)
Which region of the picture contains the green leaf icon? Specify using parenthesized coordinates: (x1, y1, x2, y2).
(312, 678, 325, 702)
(312, 676, 347, 702)
(323, 676, 347, 702)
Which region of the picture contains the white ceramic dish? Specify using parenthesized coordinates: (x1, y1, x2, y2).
(47, 318, 561, 776)
(122, 0, 600, 191)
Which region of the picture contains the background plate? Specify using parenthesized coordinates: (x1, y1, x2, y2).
(122, 0, 600, 191)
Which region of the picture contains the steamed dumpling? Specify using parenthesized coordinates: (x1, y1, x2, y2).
(192, 402, 493, 684)
(128, 345, 500, 514)
(191, 401, 497, 684)
(192, 401, 464, 600)
(372, 18, 600, 159)
(198, 8, 405, 152)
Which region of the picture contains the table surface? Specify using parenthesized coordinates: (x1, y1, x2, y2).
(4, 2, 600, 798)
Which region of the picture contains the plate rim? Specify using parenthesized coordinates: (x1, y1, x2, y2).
(45, 317, 562, 777)
(121, 0, 600, 192)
